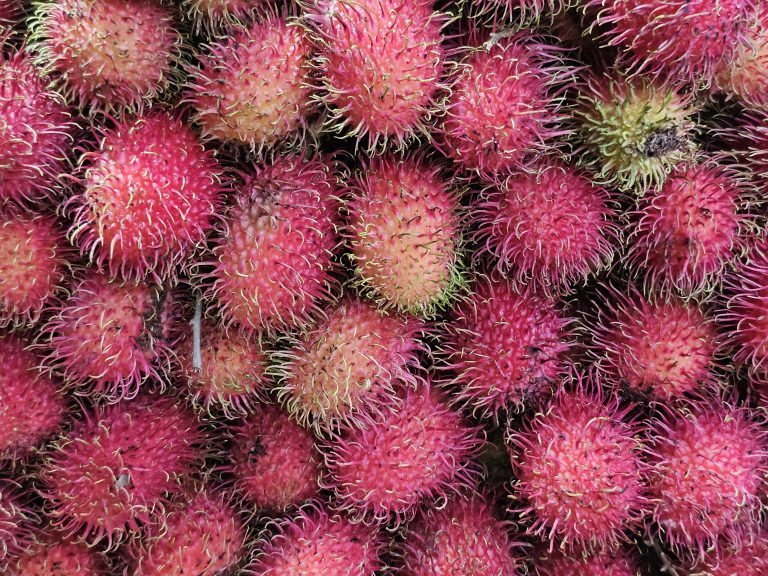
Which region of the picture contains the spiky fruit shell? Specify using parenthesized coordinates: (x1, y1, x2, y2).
(7, 535, 107, 575)
(647, 401, 767, 554)
(0, 212, 69, 328)
(345, 154, 463, 315)
(591, 0, 756, 84)
(174, 320, 267, 417)
(438, 278, 573, 419)
(626, 162, 742, 296)
(186, 15, 314, 153)
(399, 494, 521, 576)
(30, 0, 182, 115)
(224, 404, 321, 512)
(182, 0, 267, 31)
(272, 298, 424, 431)
(69, 113, 225, 282)
(0, 485, 32, 564)
(130, 489, 246, 576)
(39, 395, 206, 547)
(206, 154, 339, 335)
(468, 0, 567, 24)
(41, 271, 176, 401)
(0, 334, 66, 463)
(0, 1, 22, 26)
(534, 548, 641, 576)
(0, 46, 76, 205)
(691, 532, 768, 575)
(322, 387, 483, 525)
(589, 286, 719, 400)
(247, 507, 383, 575)
(438, 34, 575, 178)
(304, 0, 448, 152)
(574, 73, 697, 193)
(508, 386, 647, 551)
(473, 161, 616, 290)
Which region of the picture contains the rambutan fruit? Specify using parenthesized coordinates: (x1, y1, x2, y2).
(0, 211, 69, 328)
(0, 334, 66, 464)
(0, 484, 32, 564)
(7, 534, 107, 575)
(646, 400, 767, 554)
(303, 0, 448, 152)
(626, 162, 743, 296)
(534, 547, 641, 576)
(182, 0, 267, 31)
(438, 278, 573, 419)
(39, 394, 206, 547)
(40, 271, 177, 401)
(508, 385, 647, 550)
(322, 386, 482, 525)
(29, 0, 182, 115)
(204, 154, 339, 335)
(588, 285, 720, 401)
(0, 1, 22, 27)
(472, 160, 617, 290)
(344, 153, 464, 316)
(690, 531, 768, 575)
(272, 297, 425, 431)
(399, 493, 522, 576)
(574, 72, 697, 193)
(185, 14, 315, 153)
(437, 33, 576, 178)
(68, 112, 225, 282)
(0, 45, 76, 205)
(129, 488, 246, 576)
(224, 403, 321, 512)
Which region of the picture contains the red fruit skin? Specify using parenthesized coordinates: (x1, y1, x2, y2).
(205, 154, 339, 334)
(0, 1, 22, 26)
(626, 163, 743, 296)
(322, 387, 483, 526)
(473, 161, 616, 289)
(8, 534, 107, 575)
(0, 47, 76, 205)
(691, 532, 768, 575)
(647, 401, 767, 555)
(223, 404, 321, 513)
(304, 0, 448, 151)
(534, 547, 642, 576)
(438, 278, 573, 419)
(69, 113, 225, 282)
(39, 395, 206, 548)
(182, 0, 270, 31)
(0, 484, 32, 566)
(508, 385, 647, 551)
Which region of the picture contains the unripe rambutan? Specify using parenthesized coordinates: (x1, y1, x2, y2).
(303, 0, 448, 151)
(322, 387, 482, 525)
(7, 534, 107, 575)
(40, 271, 176, 401)
(39, 394, 206, 547)
(345, 154, 463, 315)
(186, 15, 314, 153)
(534, 547, 641, 576)
(0, 484, 32, 564)
(182, 0, 267, 31)
(626, 162, 743, 295)
(508, 385, 647, 550)
(575, 73, 697, 193)
(273, 297, 424, 430)
(68, 113, 225, 282)
(0, 46, 76, 205)
(589, 285, 720, 400)
(0, 211, 69, 328)
(473, 161, 617, 290)
(438, 33, 575, 177)
(647, 400, 767, 554)
(690, 531, 768, 575)
(29, 0, 182, 114)
(205, 154, 339, 334)
(438, 278, 573, 419)
(224, 403, 321, 512)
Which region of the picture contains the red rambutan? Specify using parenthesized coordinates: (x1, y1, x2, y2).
(7, 533, 107, 575)
(691, 531, 768, 575)
(182, 0, 268, 30)
(0, 1, 22, 27)
(0, 484, 32, 565)
(534, 547, 642, 576)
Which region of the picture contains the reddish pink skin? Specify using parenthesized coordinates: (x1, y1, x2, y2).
(8, 535, 106, 576)
(0, 0, 22, 25)
(534, 548, 641, 576)
(695, 532, 768, 575)
(183, 0, 270, 29)
(0, 485, 31, 564)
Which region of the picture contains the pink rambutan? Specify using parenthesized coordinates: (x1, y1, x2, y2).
(0, 45, 76, 205)
(205, 154, 339, 335)
(29, 0, 182, 114)
(647, 400, 767, 554)
(691, 531, 768, 575)
(68, 112, 225, 282)
(345, 153, 464, 315)
(39, 394, 206, 547)
(272, 297, 425, 430)
(322, 386, 483, 525)
(303, 0, 448, 151)
(438, 278, 573, 419)
(182, 0, 268, 30)
(186, 14, 314, 153)
(224, 403, 321, 513)
(0, 484, 31, 564)
(508, 385, 647, 551)
(472, 161, 616, 289)
(437, 33, 576, 177)
(7, 534, 107, 575)
(534, 547, 641, 576)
